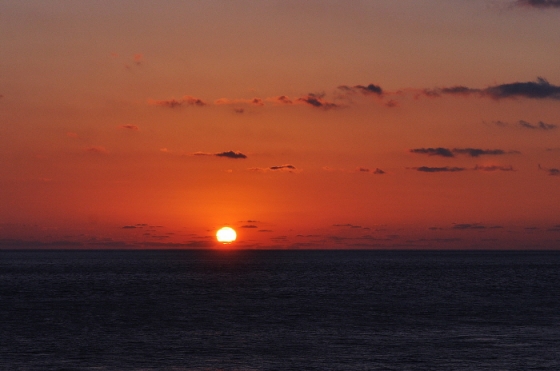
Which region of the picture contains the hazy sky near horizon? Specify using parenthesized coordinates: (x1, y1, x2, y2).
(1, 0, 560, 249)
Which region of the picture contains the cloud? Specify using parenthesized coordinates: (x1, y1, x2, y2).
(148, 95, 206, 108)
(413, 166, 466, 172)
(484, 78, 560, 99)
(422, 86, 480, 97)
(133, 53, 143, 65)
(410, 147, 520, 157)
(241, 225, 258, 228)
(422, 78, 560, 100)
(410, 147, 454, 157)
(120, 124, 139, 130)
(474, 165, 515, 171)
(270, 164, 296, 170)
(271, 95, 294, 104)
(338, 83, 383, 95)
(452, 223, 487, 230)
(357, 167, 386, 174)
(214, 97, 265, 106)
(85, 146, 108, 154)
(214, 151, 247, 159)
(516, 0, 560, 7)
(297, 93, 340, 109)
(193, 150, 247, 159)
(518, 120, 557, 130)
(453, 148, 520, 157)
(249, 164, 298, 172)
(539, 164, 560, 176)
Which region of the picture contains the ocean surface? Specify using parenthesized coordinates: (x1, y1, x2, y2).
(1, 249, 559, 371)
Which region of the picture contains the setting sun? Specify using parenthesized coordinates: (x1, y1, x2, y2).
(216, 227, 237, 244)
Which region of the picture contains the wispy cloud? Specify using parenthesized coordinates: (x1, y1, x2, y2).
(297, 93, 340, 109)
(413, 166, 466, 172)
(148, 95, 206, 108)
(410, 147, 519, 157)
(453, 148, 520, 157)
(473, 165, 515, 172)
(249, 164, 299, 172)
(518, 120, 557, 130)
(193, 150, 247, 159)
(338, 83, 383, 95)
(85, 146, 109, 155)
(119, 124, 139, 130)
(516, 0, 560, 8)
(410, 147, 454, 157)
(215, 97, 264, 106)
(357, 167, 386, 174)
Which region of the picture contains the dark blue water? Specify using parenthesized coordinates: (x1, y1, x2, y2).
(1, 250, 559, 370)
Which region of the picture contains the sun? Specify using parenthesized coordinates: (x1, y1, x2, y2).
(216, 227, 237, 244)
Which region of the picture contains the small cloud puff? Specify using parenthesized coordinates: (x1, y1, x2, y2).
(85, 146, 108, 155)
(148, 95, 206, 108)
(120, 124, 139, 130)
(539, 164, 560, 176)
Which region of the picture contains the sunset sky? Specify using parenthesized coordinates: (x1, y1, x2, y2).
(1, 0, 560, 249)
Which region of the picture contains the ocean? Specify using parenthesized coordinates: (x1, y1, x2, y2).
(1, 249, 559, 370)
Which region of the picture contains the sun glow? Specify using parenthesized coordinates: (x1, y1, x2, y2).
(216, 227, 237, 243)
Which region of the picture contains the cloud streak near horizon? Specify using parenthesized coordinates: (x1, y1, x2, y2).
(410, 147, 520, 158)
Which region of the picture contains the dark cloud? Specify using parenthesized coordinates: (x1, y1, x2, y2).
(453, 148, 520, 157)
(122, 225, 137, 229)
(269, 164, 296, 171)
(249, 164, 298, 172)
(373, 168, 386, 174)
(297, 93, 340, 109)
(338, 83, 383, 95)
(149, 95, 206, 108)
(411, 147, 519, 158)
(518, 120, 557, 130)
(423, 78, 560, 101)
(414, 166, 466, 172)
(410, 147, 454, 157)
(516, 0, 560, 7)
(234, 108, 245, 114)
(474, 165, 515, 172)
(484, 78, 560, 100)
(215, 151, 247, 159)
(538, 164, 560, 176)
(241, 225, 258, 228)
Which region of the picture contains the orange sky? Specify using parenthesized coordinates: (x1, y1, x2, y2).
(1, 0, 560, 249)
